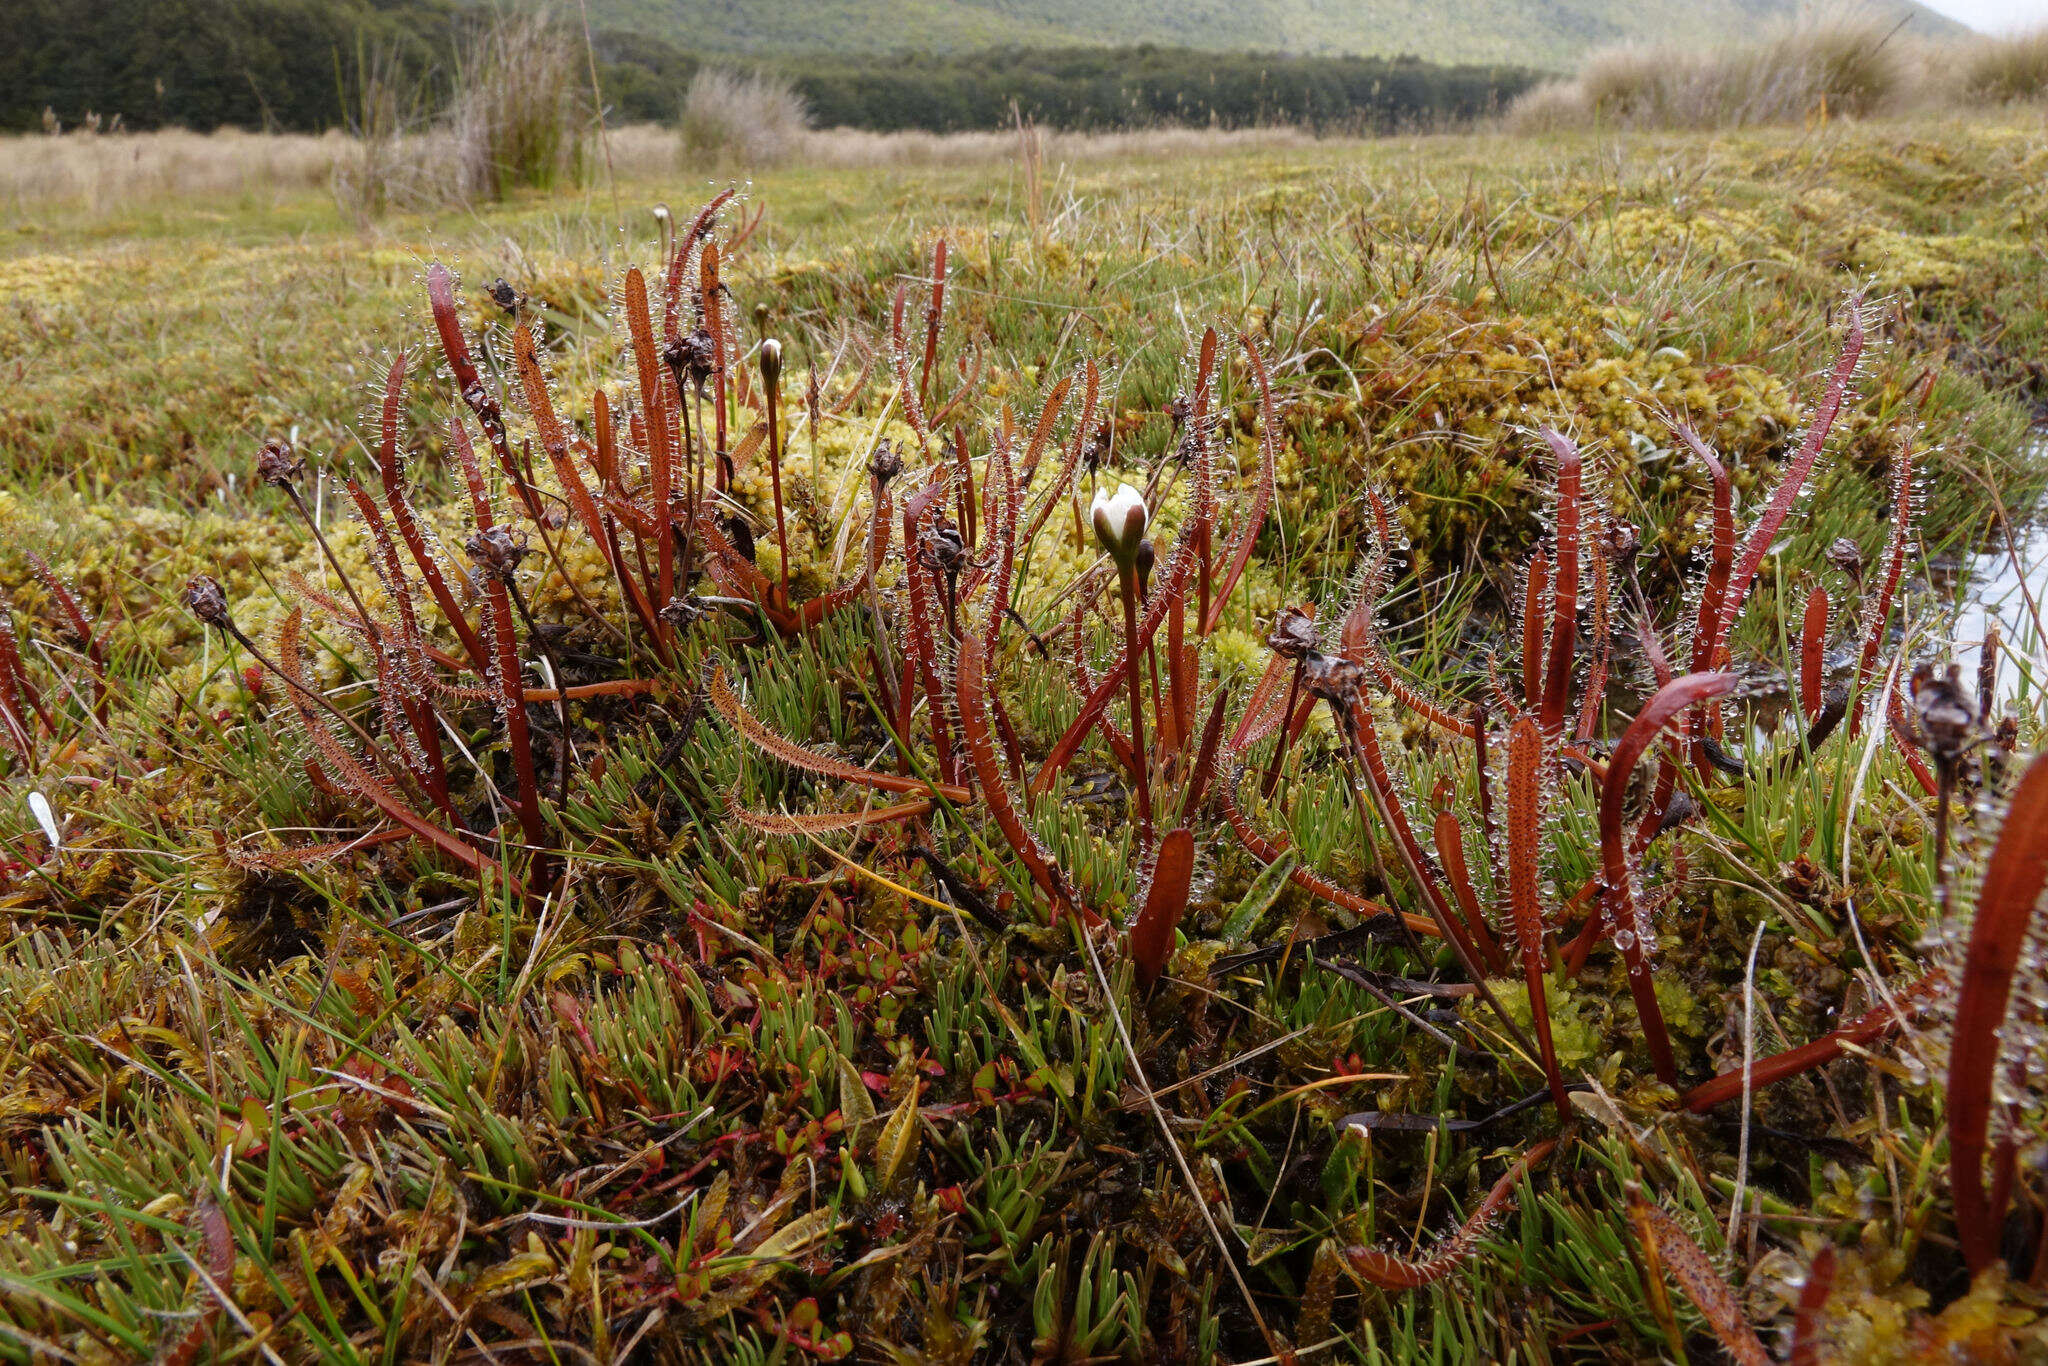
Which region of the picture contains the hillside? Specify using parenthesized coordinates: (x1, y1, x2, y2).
(573, 0, 1961, 66)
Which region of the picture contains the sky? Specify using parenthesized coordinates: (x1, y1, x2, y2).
(1918, 0, 2048, 31)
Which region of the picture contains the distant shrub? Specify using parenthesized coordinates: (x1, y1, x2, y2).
(449, 11, 590, 201)
(679, 68, 811, 168)
(1503, 80, 1595, 134)
(1957, 26, 2048, 104)
(1509, 3, 1911, 131)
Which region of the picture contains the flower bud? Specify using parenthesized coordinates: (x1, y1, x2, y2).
(759, 337, 782, 388)
(1090, 483, 1148, 570)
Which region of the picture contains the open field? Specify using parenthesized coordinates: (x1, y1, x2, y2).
(2, 111, 2048, 1362)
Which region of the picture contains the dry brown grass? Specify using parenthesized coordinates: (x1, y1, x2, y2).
(0, 128, 345, 213)
(0, 123, 1354, 217)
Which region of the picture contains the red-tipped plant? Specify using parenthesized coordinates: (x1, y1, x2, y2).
(1948, 752, 2048, 1275)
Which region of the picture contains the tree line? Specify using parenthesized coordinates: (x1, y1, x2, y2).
(3, 0, 1536, 136)
(787, 46, 1537, 134)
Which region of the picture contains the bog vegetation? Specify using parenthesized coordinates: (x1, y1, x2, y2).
(1, 99, 2047, 1365)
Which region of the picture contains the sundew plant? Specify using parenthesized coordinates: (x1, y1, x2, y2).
(2, 167, 2047, 1365)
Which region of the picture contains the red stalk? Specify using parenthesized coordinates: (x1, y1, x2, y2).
(1599, 672, 1739, 1086)
(1948, 753, 2048, 1274)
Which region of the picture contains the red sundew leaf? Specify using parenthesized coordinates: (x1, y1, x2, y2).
(425, 261, 480, 395)
(1800, 584, 1831, 720)
(1130, 827, 1196, 989)
(156, 1197, 235, 1366)
(1539, 430, 1581, 738)
(1710, 309, 1865, 673)
(1682, 970, 1945, 1112)
(1676, 424, 1734, 683)
(1521, 549, 1551, 713)
(1202, 334, 1278, 634)
(891, 282, 930, 448)
(1217, 770, 1427, 936)
(1629, 1200, 1771, 1366)
(624, 267, 678, 615)
(727, 788, 934, 836)
(919, 238, 946, 408)
(1599, 672, 1739, 1086)
(1575, 508, 1613, 744)
(1505, 718, 1571, 1120)
(1887, 685, 1941, 798)
(274, 610, 509, 889)
(1789, 1243, 1838, 1366)
(373, 354, 492, 675)
(1852, 438, 1917, 738)
(1343, 696, 1490, 978)
(1229, 647, 1296, 754)
(1949, 752, 2048, 1275)
(1020, 358, 1099, 545)
(954, 433, 1088, 922)
(662, 189, 736, 342)
(1436, 807, 1507, 976)
(1182, 687, 1231, 816)
(1344, 1139, 1556, 1289)
(707, 667, 969, 803)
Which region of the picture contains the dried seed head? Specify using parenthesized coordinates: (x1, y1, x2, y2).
(1911, 662, 1977, 765)
(919, 522, 969, 577)
(255, 438, 304, 489)
(182, 574, 232, 629)
(1081, 425, 1111, 476)
(659, 595, 706, 629)
(1134, 538, 1156, 598)
(464, 526, 530, 583)
(488, 278, 523, 313)
(1826, 537, 1865, 583)
(462, 380, 502, 425)
(1300, 650, 1368, 709)
(867, 439, 902, 488)
(665, 327, 716, 389)
(1602, 520, 1640, 570)
(1266, 606, 1320, 659)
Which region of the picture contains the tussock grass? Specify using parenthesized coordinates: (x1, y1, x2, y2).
(679, 67, 811, 168)
(1957, 25, 2048, 105)
(448, 10, 591, 201)
(1510, 3, 1920, 131)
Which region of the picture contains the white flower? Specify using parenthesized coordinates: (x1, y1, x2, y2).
(1090, 482, 1148, 568)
